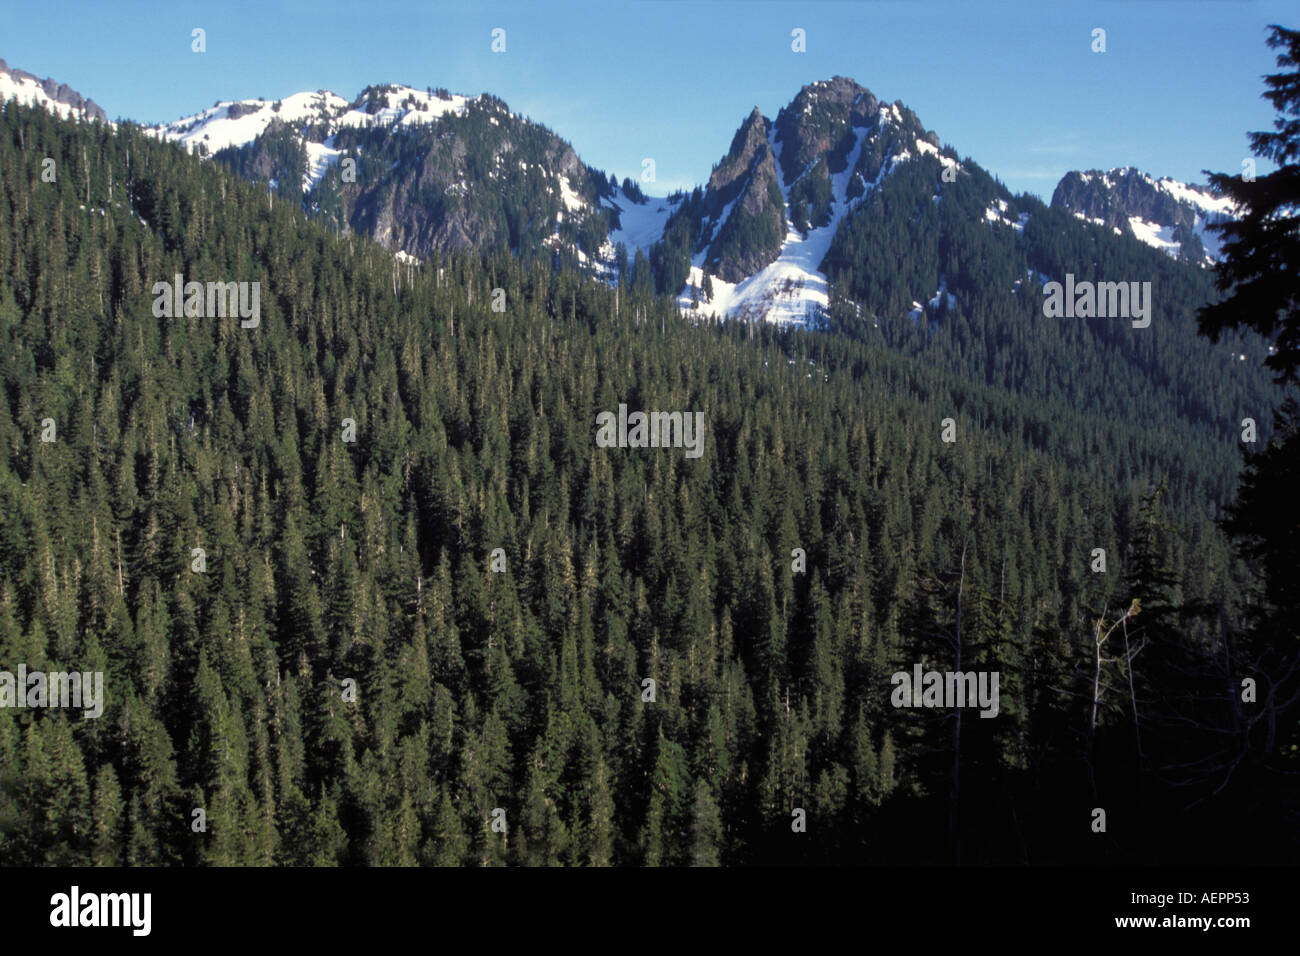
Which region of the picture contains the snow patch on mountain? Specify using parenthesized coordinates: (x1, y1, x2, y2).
(681, 118, 881, 326)
(146, 85, 475, 192)
(0, 62, 109, 124)
(916, 137, 961, 179)
(1127, 216, 1181, 257)
(603, 187, 682, 256)
(335, 87, 470, 131)
(984, 199, 1027, 233)
(303, 137, 345, 192)
(558, 176, 585, 214)
(1156, 176, 1235, 218)
(1056, 166, 1237, 265)
(149, 91, 348, 153)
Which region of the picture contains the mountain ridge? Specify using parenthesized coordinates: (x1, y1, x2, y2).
(1050, 166, 1235, 266)
(5, 63, 1238, 327)
(0, 57, 107, 123)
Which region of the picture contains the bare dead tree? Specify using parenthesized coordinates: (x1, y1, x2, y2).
(1121, 612, 1143, 766)
(1083, 600, 1146, 798)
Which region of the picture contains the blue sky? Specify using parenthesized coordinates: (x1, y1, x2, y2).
(3, 0, 1292, 198)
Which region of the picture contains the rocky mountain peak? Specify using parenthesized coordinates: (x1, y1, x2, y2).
(0, 56, 107, 122)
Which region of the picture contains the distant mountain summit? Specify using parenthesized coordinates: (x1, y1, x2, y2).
(146, 85, 473, 189)
(1051, 167, 1235, 266)
(141, 75, 964, 322)
(0, 57, 106, 122)
(146, 82, 623, 266)
(665, 76, 955, 324)
(140, 74, 1236, 328)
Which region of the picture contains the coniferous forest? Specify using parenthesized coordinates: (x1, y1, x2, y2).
(0, 25, 1297, 876)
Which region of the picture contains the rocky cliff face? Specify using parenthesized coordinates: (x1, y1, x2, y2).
(149, 85, 617, 264)
(1052, 166, 1235, 266)
(697, 107, 786, 282)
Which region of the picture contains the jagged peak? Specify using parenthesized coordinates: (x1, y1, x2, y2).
(1052, 165, 1237, 266)
(779, 77, 879, 126)
(1058, 166, 1233, 215)
(793, 76, 874, 101)
(0, 56, 108, 123)
(710, 108, 773, 188)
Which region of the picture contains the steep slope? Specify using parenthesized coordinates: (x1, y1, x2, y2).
(695, 106, 786, 282)
(654, 71, 1258, 439)
(148, 83, 633, 265)
(1051, 167, 1236, 266)
(663, 78, 962, 325)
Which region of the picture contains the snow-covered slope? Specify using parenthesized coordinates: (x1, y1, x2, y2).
(679, 83, 941, 327)
(146, 84, 475, 190)
(603, 186, 682, 257)
(146, 81, 625, 266)
(0, 57, 107, 123)
(1051, 167, 1236, 266)
(681, 117, 876, 325)
(149, 90, 350, 154)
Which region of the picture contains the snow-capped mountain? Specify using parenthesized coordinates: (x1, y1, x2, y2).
(146, 86, 474, 191)
(669, 77, 963, 325)
(145, 83, 627, 264)
(1051, 167, 1236, 266)
(0, 57, 107, 123)
(138, 74, 1228, 330)
(142, 75, 982, 325)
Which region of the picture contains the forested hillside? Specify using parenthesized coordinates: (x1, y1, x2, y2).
(822, 152, 1276, 519)
(0, 100, 1293, 867)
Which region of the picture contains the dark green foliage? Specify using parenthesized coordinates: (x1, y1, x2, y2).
(704, 176, 785, 281)
(1173, 26, 1300, 832)
(787, 160, 833, 236)
(1198, 25, 1300, 384)
(215, 121, 306, 201)
(822, 152, 1279, 525)
(0, 94, 1293, 868)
